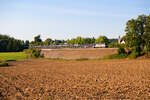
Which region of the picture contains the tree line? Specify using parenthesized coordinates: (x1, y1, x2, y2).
(0, 34, 118, 52)
(30, 35, 117, 46)
(0, 34, 29, 52)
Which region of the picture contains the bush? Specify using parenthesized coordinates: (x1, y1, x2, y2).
(24, 49, 43, 58)
(128, 51, 139, 59)
(128, 51, 140, 59)
(101, 46, 127, 60)
(117, 47, 126, 55)
(102, 54, 127, 60)
(128, 47, 141, 59)
(0, 61, 8, 67)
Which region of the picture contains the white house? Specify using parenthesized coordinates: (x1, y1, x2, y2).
(118, 36, 125, 44)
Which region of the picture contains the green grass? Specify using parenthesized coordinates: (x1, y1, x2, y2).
(0, 52, 27, 61)
(101, 54, 127, 60)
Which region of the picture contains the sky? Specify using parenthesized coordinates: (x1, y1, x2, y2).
(0, 0, 150, 41)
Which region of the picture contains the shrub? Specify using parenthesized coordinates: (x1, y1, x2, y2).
(101, 46, 127, 60)
(117, 47, 126, 55)
(102, 54, 127, 60)
(128, 47, 141, 59)
(128, 51, 140, 59)
(128, 51, 139, 59)
(24, 49, 43, 58)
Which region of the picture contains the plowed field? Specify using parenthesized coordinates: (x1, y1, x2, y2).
(41, 48, 117, 59)
(1, 59, 150, 99)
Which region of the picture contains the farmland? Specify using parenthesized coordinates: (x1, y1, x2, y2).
(1, 58, 150, 99)
(0, 0, 149, 99)
(41, 48, 117, 59)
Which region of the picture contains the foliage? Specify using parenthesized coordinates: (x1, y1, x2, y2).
(101, 46, 127, 60)
(66, 36, 109, 45)
(102, 54, 127, 60)
(95, 36, 109, 44)
(0, 52, 27, 61)
(66, 37, 95, 45)
(123, 14, 150, 58)
(0, 34, 28, 52)
(29, 35, 116, 46)
(142, 33, 150, 54)
(30, 35, 66, 46)
(128, 48, 141, 59)
(44, 38, 52, 45)
(24, 49, 43, 58)
(108, 43, 119, 48)
(34, 35, 42, 43)
(25, 40, 30, 46)
(117, 47, 126, 55)
(124, 19, 142, 48)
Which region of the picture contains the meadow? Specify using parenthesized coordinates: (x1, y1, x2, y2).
(0, 52, 27, 61)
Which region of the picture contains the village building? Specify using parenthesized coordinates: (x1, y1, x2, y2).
(118, 36, 125, 44)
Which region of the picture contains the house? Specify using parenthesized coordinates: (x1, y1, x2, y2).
(118, 36, 125, 44)
(120, 40, 125, 44)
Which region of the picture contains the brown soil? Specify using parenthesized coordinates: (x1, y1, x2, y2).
(1, 59, 150, 99)
(41, 48, 117, 59)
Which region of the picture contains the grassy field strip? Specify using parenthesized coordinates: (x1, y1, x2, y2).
(0, 52, 27, 61)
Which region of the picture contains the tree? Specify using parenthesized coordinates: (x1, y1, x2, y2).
(124, 16, 146, 50)
(66, 37, 95, 45)
(76, 36, 83, 44)
(0, 39, 8, 52)
(144, 15, 150, 33)
(25, 40, 30, 46)
(123, 14, 150, 57)
(84, 37, 95, 44)
(142, 33, 150, 55)
(95, 36, 109, 44)
(142, 15, 150, 55)
(34, 35, 42, 45)
(91, 37, 96, 44)
(0, 34, 26, 52)
(44, 38, 52, 45)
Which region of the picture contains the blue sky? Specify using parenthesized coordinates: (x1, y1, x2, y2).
(0, 0, 150, 41)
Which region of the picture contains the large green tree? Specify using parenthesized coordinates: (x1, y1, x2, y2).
(44, 38, 52, 45)
(123, 14, 150, 56)
(0, 34, 26, 52)
(34, 35, 42, 45)
(95, 36, 109, 44)
(142, 15, 150, 55)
